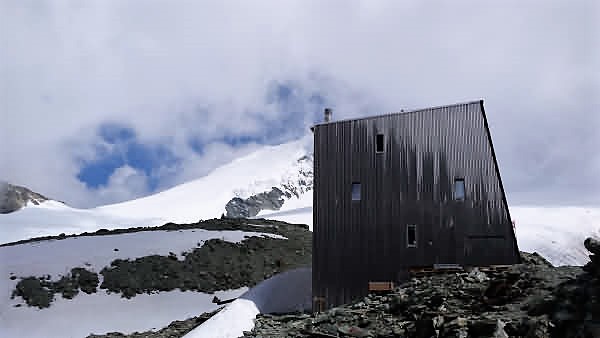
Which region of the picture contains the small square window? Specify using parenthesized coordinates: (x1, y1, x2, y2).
(376, 134, 384, 153)
(407, 224, 417, 247)
(454, 178, 465, 200)
(352, 182, 361, 201)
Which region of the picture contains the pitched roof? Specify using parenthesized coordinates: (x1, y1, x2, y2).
(311, 99, 483, 130)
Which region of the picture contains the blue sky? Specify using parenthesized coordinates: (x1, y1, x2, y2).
(77, 123, 177, 191)
(76, 83, 326, 193)
(1, 1, 598, 208)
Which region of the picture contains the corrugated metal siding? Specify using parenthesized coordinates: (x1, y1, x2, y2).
(312, 100, 520, 310)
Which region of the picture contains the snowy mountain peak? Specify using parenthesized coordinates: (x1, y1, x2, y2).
(0, 139, 313, 245)
(94, 137, 313, 224)
(225, 153, 313, 218)
(0, 182, 51, 214)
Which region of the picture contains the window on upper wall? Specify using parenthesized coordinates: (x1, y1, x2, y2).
(376, 134, 384, 153)
(407, 224, 417, 247)
(352, 182, 361, 201)
(454, 178, 465, 200)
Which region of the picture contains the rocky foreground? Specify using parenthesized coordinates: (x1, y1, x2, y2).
(242, 238, 600, 338)
(10, 218, 599, 337)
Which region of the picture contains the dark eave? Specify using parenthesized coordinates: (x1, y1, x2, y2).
(310, 99, 484, 132)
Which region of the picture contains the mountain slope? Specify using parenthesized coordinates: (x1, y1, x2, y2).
(0, 200, 162, 245)
(0, 137, 312, 244)
(96, 137, 311, 224)
(1, 136, 599, 267)
(0, 182, 49, 214)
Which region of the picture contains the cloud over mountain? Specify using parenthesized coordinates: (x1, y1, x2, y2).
(1, 0, 598, 208)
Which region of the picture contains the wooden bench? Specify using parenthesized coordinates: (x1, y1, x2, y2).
(368, 281, 395, 292)
(410, 264, 464, 277)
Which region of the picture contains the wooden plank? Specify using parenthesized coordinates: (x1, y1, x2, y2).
(368, 281, 395, 292)
(433, 263, 463, 270)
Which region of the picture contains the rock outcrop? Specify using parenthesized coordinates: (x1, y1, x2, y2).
(11, 268, 99, 308)
(225, 187, 286, 218)
(0, 182, 49, 213)
(10, 218, 312, 308)
(225, 154, 313, 218)
(549, 237, 600, 337)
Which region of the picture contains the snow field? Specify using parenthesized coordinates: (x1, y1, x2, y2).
(184, 268, 312, 338)
(0, 229, 284, 338)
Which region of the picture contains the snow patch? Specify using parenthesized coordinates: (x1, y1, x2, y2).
(185, 268, 311, 338)
(0, 229, 283, 338)
(511, 206, 600, 266)
(1, 287, 247, 338)
(255, 190, 313, 230)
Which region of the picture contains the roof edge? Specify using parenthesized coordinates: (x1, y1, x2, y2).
(311, 99, 484, 129)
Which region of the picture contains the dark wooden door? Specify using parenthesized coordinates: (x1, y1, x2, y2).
(433, 208, 458, 264)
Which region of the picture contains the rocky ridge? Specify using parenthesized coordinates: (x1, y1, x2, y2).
(226, 187, 288, 218)
(0, 181, 49, 213)
(226, 154, 313, 218)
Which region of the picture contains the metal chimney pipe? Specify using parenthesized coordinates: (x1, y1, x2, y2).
(324, 108, 332, 122)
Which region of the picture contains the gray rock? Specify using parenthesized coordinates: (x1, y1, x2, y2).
(12, 267, 99, 308)
(338, 325, 372, 337)
(225, 154, 313, 218)
(466, 267, 489, 283)
(0, 182, 49, 214)
(225, 187, 286, 218)
(493, 319, 508, 338)
(11, 277, 54, 308)
(520, 251, 554, 267)
(584, 237, 600, 255)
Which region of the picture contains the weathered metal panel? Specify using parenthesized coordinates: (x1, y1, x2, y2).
(312, 100, 520, 310)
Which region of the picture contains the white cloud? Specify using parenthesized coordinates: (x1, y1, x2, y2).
(154, 141, 263, 192)
(0, 0, 598, 207)
(94, 165, 150, 205)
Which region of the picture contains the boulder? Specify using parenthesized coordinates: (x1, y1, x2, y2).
(0, 182, 49, 214)
(225, 187, 286, 218)
(584, 237, 600, 255)
(583, 237, 600, 274)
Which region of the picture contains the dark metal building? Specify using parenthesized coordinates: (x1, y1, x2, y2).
(312, 100, 520, 310)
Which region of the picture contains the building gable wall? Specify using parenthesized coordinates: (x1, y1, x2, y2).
(312, 101, 520, 309)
